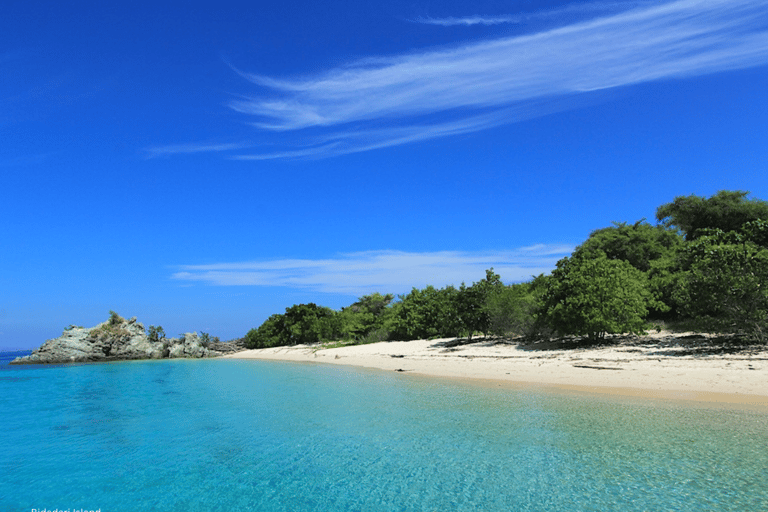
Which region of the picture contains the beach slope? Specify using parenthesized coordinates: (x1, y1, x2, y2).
(224, 332, 768, 406)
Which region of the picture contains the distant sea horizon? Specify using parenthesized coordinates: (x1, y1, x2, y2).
(0, 349, 32, 366)
(2, 355, 767, 511)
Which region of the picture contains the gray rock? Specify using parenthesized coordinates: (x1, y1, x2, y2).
(10, 314, 229, 364)
(208, 338, 247, 354)
(167, 332, 214, 359)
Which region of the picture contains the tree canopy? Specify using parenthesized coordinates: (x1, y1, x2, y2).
(656, 190, 768, 241)
(674, 225, 768, 341)
(575, 220, 682, 272)
(540, 253, 657, 340)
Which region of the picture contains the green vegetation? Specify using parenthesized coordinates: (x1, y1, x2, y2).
(244, 303, 343, 349)
(109, 310, 125, 326)
(90, 311, 132, 343)
(198, 332, 219, 347)
(673, 223, 768, 341)
(146, 325, 166, 343)
(241, 191, 768, 347)
(656, 190, 768, 241)
(539, 254, 658, 340)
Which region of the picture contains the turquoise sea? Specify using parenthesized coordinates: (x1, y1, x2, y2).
(1, 350, 767, 512)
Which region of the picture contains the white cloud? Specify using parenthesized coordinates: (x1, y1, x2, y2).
(171, 246, 573, 295)
(412, 15, 527, 27)
(144, 142, 252, 158)
(228, 0, 768, 159)
(410, 2, 645, 27)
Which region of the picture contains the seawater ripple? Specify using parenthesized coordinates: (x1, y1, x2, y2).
(1, 357, 767, 511)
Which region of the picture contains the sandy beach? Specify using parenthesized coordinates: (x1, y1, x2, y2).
(224, 331, 768, 407)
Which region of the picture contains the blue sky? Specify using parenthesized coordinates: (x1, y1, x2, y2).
(2, 0, 768, 350)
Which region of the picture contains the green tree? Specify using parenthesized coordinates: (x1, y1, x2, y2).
(339, 293, 395, 342)
(575, 220, 683, 272)
(674, 227, 768, 341)
(573, 220, 683, 316)
(453, 268, 505, 340)
(243, 314, 284, 349)
(540, 254, 656, 341)
(390, 285, 460, 340)
(282, 303, 340, 345)
(484, 280, 542, 337)
(656, 190, 768, 241)
(741, 219, 768, 248)
(109, 310, 125, 326)
(146, 325, 166, 343)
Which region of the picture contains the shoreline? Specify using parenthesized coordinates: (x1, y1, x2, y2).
(223, 333, 768, 409)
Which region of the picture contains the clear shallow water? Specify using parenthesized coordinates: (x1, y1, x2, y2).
(1, 353, 767, 512)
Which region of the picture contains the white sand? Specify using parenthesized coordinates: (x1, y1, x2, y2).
(223, 332, 768, 407)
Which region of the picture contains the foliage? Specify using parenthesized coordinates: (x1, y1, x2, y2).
(198, 331, 219, 347)
(674, 227, 768, 341)
(244, 314, 284, 349)
(453, 268, 505, 340)
(484, 280, 542, 337)
(90, 312, 132, 343)
(540, 254, 657, 340)
(656, 190, 768, 241)
(108, 310, 125, 326)
(573, 220, 683, 317)
(283, 303, 341, 345)
(356, 328, 390, 345)
(387, 269, 511, 341)
(575, 220, 683, 272)
(390, 285, 461, 340)
(338, 292, 395, 342)
(244, 303, 342, 349)
(741, 219, 768, 248)
(146, 325, 166, 343)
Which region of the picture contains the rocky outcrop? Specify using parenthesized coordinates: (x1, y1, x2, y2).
(208, 337, 247, 354)
(10, 314, 244, 365)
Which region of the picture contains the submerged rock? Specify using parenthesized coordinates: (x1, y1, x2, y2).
(10, 314, 239, 365)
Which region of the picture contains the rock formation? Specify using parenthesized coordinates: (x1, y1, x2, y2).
(10, 313, 244, 364)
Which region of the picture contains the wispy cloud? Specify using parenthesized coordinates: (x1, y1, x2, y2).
(412, 15, 527, 27)
(144, 142, 252, 158)
(171, 246, 573, 295)
(410, 2, 646, 27)
(231, 96, 584, 160)
(227, 0, 768, 159)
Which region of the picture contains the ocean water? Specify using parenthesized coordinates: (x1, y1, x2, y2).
(1, 351, 767, 512)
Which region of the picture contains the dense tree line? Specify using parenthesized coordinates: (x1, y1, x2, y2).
(244, 191, 768, 348)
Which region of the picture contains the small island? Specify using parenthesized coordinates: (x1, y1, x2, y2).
(10, 311, 245, 365)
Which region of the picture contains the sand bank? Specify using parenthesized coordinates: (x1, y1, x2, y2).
(223, 332, 768, 407)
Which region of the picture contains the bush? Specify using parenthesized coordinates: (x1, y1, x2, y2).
(108, 310, 125, 326)
(146, 325, 166, 343)
(339, 293, 395, 342)
(390, 285, 461, 340)
(244, 314, 283, 349)
(674, 228, 768, 341)
(244, 304, 342, 349)
(484, 282, 540, 337)
(198, 332, 219, 348)
(540, 254, 658, 340)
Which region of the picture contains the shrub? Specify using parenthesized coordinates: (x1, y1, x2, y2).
(540, 254, 658, 341)
(108, 310, 125, 326)
(198, 332, 219, 348)
(146, 325, 166, 343)
(484, 282, 539, 337)
(674, 228, 768, 341)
